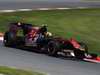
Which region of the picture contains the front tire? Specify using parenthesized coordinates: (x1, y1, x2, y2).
(47, 40, 60, 56)
(74, 42, 88, 59)
(74, 49, 85, 59)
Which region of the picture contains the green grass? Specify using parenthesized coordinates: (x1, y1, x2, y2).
(0, 8, 100, 55)
(0, 66, 45, 75)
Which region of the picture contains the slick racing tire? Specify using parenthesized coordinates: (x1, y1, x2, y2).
(3, 31, 15, 47)
(47, 40, 60, 56)
(74, 49, 85, 59)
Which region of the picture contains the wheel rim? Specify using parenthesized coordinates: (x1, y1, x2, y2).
(48, 43, 56, 55)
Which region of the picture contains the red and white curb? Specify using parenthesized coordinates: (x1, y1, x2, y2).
(84, 57, 100, 63)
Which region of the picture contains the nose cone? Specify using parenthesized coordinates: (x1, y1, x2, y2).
(96, 57, 100, 61)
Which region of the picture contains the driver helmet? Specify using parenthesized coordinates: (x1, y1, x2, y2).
(45, 32, 52, 37)
(40, 24, 48, 33)
(17, 22, 22, 26)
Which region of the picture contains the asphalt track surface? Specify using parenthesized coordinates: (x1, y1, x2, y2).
(0, 40, 100, 75)
(0, 1, 100, 10)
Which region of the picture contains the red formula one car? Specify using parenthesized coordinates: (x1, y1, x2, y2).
(3, 22, 99, 60)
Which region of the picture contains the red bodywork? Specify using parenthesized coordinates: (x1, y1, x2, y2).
(69, 38, 80, 49)
(54, 37, 81, 49)
(26, 27, 40, 39)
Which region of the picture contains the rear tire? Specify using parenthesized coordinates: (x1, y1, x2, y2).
(3, 31, 15, 47)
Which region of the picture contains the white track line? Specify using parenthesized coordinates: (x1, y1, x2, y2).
(56, 8, 71, 10)
(36, 8, 53, 10)
(77, 7, 89, 9)
(0, 10, 16, 13)
(16, 9, 33, 11)
(0, 7, 89, 13)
